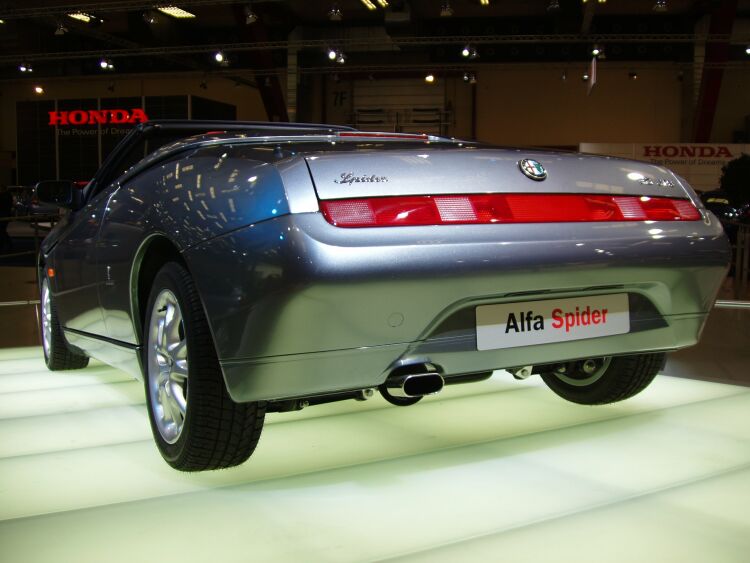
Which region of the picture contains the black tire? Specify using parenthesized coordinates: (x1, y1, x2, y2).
(143, 262, 266, 471)
(540, 353, 666, 405)
(40, 277, 89, 371)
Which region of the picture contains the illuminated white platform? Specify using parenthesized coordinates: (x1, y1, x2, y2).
(1, 346, 750, 562)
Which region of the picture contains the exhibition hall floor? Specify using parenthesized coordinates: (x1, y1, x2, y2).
(1, 329, 749, 562)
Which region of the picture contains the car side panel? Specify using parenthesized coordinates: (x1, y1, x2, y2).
(97, 151, 292, 345)
(47, 187, 115, 338)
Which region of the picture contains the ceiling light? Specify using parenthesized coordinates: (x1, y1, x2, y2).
(591, 45, 602, 56)
(19, 62, 32, 73)
(360, 0, 377, 9)
(328, 5, 343, 21)
(156, 6, 196, 18)
(214, 51, 225, 63)
(628, 71, 638, 80)
(34, 86, 44, 95)
(461, 45, 478, 59)
(67, 12, 94, 23)
(54, 22, 68, 35)
(561, 69, 567, 80)
(327, 48, 338, 60)
(440, 2, 453, 16)
(0, 19, 5, 24)
(582, 73, 590, 81)
(480, 0, 489, 5)
(376, 0, 389, 6)
(462, 72, 476, 84)
(598, 0, 607, 3)
(99, 57, 114, 70)
(653, 0, 667, 12)
(336, 51, 346, 64)
(746, 46, 750, 55)
(425, 73, 435, 83)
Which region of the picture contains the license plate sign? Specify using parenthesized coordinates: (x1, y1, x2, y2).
(476, 294, 630, 351)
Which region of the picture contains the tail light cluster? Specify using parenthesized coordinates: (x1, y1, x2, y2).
(320, 193, 701, 228)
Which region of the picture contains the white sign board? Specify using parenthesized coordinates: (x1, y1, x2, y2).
(476, 294, 630, 351)
(579, 143, 749, 191)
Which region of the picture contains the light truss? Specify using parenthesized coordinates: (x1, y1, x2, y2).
(2, 33, 749, 65)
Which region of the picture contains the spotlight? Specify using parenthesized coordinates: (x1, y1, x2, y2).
(653, 0, 667, 12)
(245, 4, 258, 24)
(461, 45, 478, 59)
(440, 2, 453, 17)
(328, 5, 343, 21)
(328, 48, 338, 60)
(591, 45, 602, 57)
(582, 73, 590, 81)
(360, 0, 377, 10)
(425, 73, 435, 84)
(99, 57, 114, 70)
(746, 46, 750, 55)
(0, 19, 5, 24)
(377, 0, 389, 7)
(54, 22, 68, 35)
(336, 51, 346, 64)
(142, 10, 160, 24)
(628, 71, 638, 80)
(561, 69, 567, 81)
(19, 62, 32, 73)
(462, 72, 476, 84)
(34, 85, 44, 95)
(214, 51, 225, 63)
(479, 0, 489, 5)
(547, 0, 560, 11)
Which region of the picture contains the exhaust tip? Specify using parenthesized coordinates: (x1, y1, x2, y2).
(400, 373, 444, 397)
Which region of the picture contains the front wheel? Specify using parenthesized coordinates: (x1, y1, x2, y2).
(540, 353, 666, 405)
(40, 277, 89, 370)
(144, 262, 266, 471)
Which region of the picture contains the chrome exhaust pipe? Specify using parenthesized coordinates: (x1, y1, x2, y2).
(380, 363, 445, 406)
(385, 371, 445, 398)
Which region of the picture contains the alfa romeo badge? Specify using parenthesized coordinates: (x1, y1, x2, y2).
(518, 159, 547, 181)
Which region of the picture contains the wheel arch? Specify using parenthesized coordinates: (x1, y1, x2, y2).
(130, 233, 188, 345)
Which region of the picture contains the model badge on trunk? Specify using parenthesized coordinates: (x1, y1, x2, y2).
(518, 159, 547, 181)
(334, 172, 389, 185)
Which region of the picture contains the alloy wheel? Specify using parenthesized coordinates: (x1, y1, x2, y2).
(147, 289, 189, 444)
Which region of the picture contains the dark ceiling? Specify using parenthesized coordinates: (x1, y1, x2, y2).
(0, 0, 748, 82)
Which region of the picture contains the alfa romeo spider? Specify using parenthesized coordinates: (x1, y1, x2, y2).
(36, 120, 731, 471)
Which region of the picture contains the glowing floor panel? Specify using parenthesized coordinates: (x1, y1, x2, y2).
(1, 347, 749, 563)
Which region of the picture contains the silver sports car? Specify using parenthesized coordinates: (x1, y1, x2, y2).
(36, 120, 731, 471)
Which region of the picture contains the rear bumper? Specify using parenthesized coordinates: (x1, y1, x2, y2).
(183, 212, 730, 402)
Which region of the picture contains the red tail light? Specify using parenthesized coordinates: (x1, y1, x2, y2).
(320, 194, 701, 228)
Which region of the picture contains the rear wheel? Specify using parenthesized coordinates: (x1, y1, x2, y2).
(40, 277, 89, 370)
(540, 353, 665, 405)
(144, 262, 266, 471)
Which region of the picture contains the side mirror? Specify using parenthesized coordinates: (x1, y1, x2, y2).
(35, 181, 80, 209)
